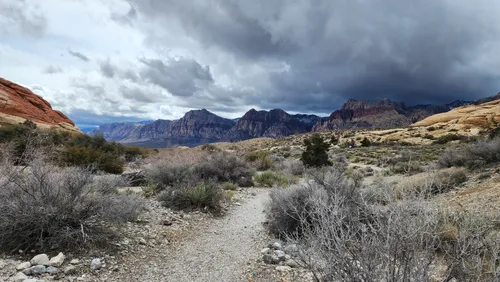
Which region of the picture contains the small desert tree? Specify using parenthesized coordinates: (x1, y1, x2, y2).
(301, 134, 332, 167)
(361, 137, 371, 147)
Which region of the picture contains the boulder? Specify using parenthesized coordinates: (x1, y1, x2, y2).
(30, 254, 49, 266)
(49, 252, 65, 266)
(15, 261, 31, 271)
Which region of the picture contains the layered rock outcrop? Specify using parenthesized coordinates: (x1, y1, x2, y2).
(0, 78, 78, 131)
(312, 99, 447, 131)
(413, 99, 500, 128)
(226, 109, 320, 141)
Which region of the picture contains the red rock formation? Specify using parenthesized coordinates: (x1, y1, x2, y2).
(0, 78, 77, 131)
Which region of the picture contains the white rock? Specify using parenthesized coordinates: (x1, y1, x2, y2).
(30, 254, 50, 266)
(286, 259, 300, 268)
(274, 250, 286, 261)
(23, 279, 45, 282)
(70, 259, 80, 265)
(15, 261, 31, 271)
(90, 258, 102, 270)
(10, 272, 28, 282)
(276, 265, 292, 272)
(260, 247, 270, 254)
(271, 242, 283, 250)
(64, 265, 76, 275)
(49, 252, 65, 266)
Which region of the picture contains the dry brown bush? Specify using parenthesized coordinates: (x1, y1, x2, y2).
(0, 156, 142, 253)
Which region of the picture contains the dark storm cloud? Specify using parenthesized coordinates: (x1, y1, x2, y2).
(138, 57, 214, 97)
(0, 0, 47, 36)
(129, 0, 500, 113)
(68, 50, 91, 62)
(129, 1, 296, 59)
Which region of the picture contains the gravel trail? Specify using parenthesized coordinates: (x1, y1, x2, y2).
(101, 189, 270, 282)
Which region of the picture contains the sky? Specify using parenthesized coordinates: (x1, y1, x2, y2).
(1, 0, 500, 129)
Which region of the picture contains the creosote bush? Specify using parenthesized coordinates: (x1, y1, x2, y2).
(245, 151, 275, 171)
(157, 180, 226, 212)
(254, 171, 289, 187)
(0, 159, 142, 253)
(438, 137, 500, 169)
(148, 150, 254, 211)
(265, 166, 498, 281)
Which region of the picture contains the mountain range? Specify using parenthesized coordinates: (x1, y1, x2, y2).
(89, 93, 500, 148)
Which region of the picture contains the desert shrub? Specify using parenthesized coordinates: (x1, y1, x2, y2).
(436, 212, 500, 281)
(434, 134, 466, 144)
(200, 143, 219, 152)
(330, 134, 339, 146)
(254, 171, 289, 187)
(438, 137, 500, 169)
(157, 180, 225, 212)
(0, 160, 142, 253)
(394, 168, 467, 198)
(390, 161, 424, 175)
(266, 185, 327, 237)
(427, 126, 437, 131)
(273, 167, 497, 281)
(266, 167, 365, 238)
(193, 151, 254, 183)
(62, 146, 124, 174)
(423, 133, 435, 140)
(360, 137, 371, 147)
(221, 182, 238, 190)
(245, 151, 274, 171)
(123, 146, 148, 162)
(301, 133, 332, 167)
(488, 126, 500, 139)
(146, 163, 193, 190)
(276, 159, 305, 176)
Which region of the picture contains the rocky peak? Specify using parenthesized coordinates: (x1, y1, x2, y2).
(0, 78, 78, 132)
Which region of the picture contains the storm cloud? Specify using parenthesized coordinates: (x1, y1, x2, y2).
(128, 0, 500, 112)
(2, 0, 500, 125)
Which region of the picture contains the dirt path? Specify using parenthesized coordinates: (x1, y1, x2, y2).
(98, 189, 270, 282)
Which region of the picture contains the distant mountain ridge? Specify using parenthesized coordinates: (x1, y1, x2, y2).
(90, 94, 500, 148)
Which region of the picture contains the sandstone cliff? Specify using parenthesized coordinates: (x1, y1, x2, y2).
(413, 99, 500, 129)
(312, 99, 447, 131)
(0, 78, 78, 132)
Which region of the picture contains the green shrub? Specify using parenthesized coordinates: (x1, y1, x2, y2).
(62, 146, 124, 174)
(245, 151, 274, 171)
(301, 133, 332, 167)
(360, 137, 371, 147)
(434, 134, 465, 144)
(158, 181, 225, 212)
(221, 182, 238, 190)
(254, 171, 289, 187)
